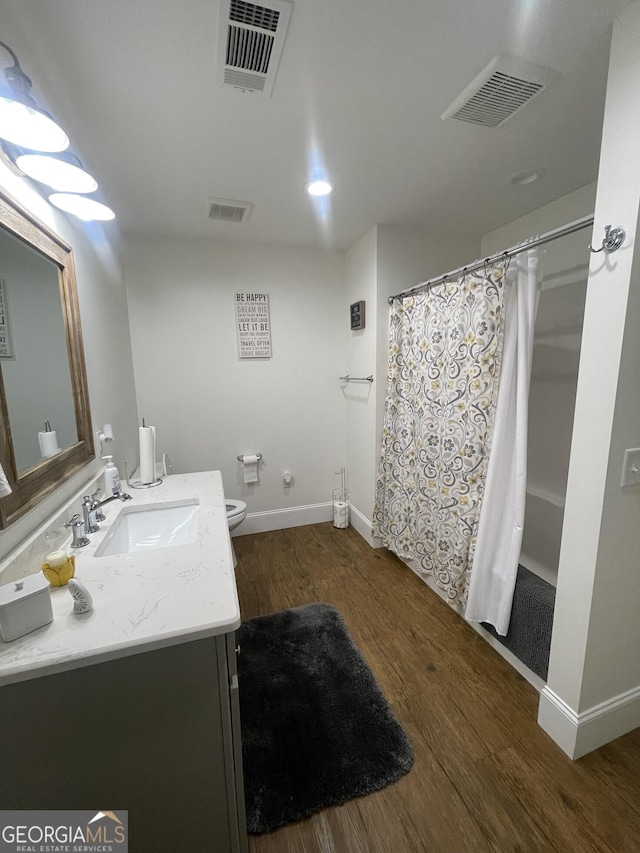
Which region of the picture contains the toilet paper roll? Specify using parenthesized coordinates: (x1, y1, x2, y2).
(242, 454, 260, 484)
(333, 500, 348, 529)
(139, 425, 157, 484)
(38, 430, 60, 459)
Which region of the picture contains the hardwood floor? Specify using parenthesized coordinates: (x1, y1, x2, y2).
(233, 523, 640, 853)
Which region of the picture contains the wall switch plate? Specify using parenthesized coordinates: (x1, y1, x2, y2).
(620, 448, 640, 488)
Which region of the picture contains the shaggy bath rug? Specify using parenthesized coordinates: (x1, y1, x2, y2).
(236, 602, 414, 834)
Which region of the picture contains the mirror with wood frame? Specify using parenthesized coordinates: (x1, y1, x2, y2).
(0, 188, 94, 528)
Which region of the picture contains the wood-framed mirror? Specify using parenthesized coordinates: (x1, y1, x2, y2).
(0, 187, 94, 528)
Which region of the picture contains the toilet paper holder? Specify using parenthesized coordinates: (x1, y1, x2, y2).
(237, 453, 263, 462)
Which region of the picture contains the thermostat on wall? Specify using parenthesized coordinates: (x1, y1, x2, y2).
(350, 300, 365, 330)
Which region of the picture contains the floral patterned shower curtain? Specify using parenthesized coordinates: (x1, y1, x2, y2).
(372, 264, 507, 603)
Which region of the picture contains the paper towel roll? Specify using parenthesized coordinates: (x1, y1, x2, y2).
(139, 425, 157, 484)
(38, 430, 60, 459)
(333, 500, 348, 529)
(242, 454, 260, 484)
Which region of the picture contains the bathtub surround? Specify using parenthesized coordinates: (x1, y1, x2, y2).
(237, 602, 414, 833)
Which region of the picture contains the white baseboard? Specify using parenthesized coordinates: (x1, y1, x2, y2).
(233, 500, 386, 547)
(538, 684, 640, 758)
(232, 502, 333, 536)
(348, 504, 383, 549)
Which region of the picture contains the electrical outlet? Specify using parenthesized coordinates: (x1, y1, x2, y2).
(620, 448, 640, 488)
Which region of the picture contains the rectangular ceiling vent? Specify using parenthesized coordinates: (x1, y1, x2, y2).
(207, 198, 254, 223)
(217, 0, 293, 96)
(441, 55, 557, 128)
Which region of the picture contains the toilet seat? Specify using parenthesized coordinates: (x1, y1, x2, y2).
(226, 499, 247, 520)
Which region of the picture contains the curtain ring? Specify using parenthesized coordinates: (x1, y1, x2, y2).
(483, 257, 491, 279)
(502, 251, 512, 275)
(461, 266, 468, 283)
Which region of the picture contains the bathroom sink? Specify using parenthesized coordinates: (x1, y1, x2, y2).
(94, 500, 200, 558)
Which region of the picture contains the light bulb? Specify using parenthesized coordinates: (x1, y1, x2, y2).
(306, 179, 334, 197)
(0, 96, 68, 152)
(16, 154, 97, 193)
(48, 193, 115, 221)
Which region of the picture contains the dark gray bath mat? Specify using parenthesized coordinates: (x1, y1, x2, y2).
(236, 602, 414, 834)
(482, 564, 555, 680)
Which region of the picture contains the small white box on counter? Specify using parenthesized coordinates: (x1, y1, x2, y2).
(0, 574, 53, 642)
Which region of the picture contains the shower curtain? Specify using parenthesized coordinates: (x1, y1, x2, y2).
(464, 247, 541, 634)
(373, 248, 540, 625)
(372, 263, 507, 603)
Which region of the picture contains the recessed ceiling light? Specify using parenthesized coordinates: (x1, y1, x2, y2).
(509, 169, 544, 186)
(49, 193, 115, 221)
(16, 154, 98, 193)
(306, 179, 334, 197)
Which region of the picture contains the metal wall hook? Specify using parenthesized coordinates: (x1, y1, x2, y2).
(589, 224, 626, 254)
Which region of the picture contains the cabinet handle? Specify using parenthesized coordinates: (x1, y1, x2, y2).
(235, 644, 241, 657)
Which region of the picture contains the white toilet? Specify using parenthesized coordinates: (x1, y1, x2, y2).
(226, 499, 247, 567)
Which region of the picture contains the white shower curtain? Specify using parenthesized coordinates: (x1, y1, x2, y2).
(464, 247, 541, 635)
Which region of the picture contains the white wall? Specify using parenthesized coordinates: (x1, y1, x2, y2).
(124, 236, 345, 526)
(343, 227, 378, 536)
(539, 0, 640, 757)
(342, 223, 479, 540)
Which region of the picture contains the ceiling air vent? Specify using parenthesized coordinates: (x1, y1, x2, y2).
(217, 0, 293, 96)
(207, 198, 253, 223)
(441, 55, 557, 128)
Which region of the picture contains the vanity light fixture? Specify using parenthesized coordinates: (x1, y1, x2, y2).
(48, 193, 116, 222)
(15, 153, 98, 193)
(0, 42, 68, 152)
(305, 179, 334, 197)
(0, 41, 115, 221)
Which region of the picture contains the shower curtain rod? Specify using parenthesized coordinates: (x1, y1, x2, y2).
(387, 213, 595, 304)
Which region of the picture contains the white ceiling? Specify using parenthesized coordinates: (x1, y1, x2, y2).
(0, 0, 634, 250)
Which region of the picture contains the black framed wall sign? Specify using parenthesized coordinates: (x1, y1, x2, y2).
(350, 300, 365, 330)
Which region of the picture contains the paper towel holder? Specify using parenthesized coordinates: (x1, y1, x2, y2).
(123, 459, 163, 489)
(237, 453, 263, 463)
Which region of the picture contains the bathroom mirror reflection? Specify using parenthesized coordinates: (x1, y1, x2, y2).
(0, 188, 94, 528)
(0, 227, 78, 472)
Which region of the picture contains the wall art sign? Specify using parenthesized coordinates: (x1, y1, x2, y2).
(350, 300, 365, 330)
(0, 279, 13, 359)
(235, 292, 272, 359)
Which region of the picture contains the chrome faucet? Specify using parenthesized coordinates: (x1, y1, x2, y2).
(65, 514, 90, 548)
(94, 488, 133, 509)
(91, 490, 106, 522)
(82, 495, 100, 534)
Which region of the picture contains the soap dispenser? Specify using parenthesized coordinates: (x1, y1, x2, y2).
(103, 456, 121, 496)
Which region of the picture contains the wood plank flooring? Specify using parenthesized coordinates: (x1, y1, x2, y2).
(233, 523, 640, 853)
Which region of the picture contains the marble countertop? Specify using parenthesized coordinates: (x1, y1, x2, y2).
(0, 470, 241, 686)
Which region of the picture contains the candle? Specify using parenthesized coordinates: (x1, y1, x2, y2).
(46, 550, 67, 569)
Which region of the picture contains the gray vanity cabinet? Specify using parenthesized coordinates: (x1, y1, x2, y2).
(0, 634, 248, 853)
